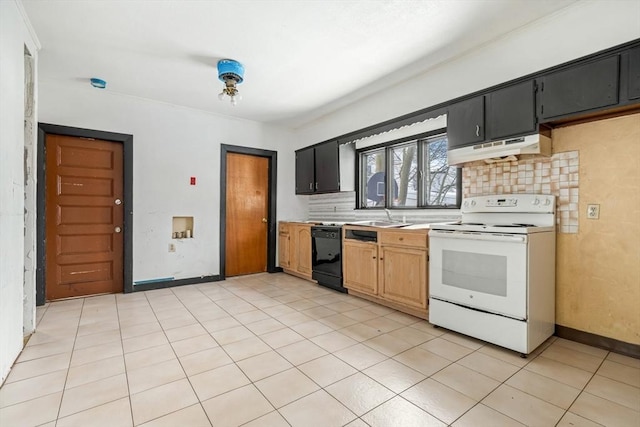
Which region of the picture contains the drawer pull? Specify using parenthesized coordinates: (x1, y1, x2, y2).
(399, 237, 404, 241)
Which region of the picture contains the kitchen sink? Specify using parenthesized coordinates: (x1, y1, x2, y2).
(348, 220, 411, 228)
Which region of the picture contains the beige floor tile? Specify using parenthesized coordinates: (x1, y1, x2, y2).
(164, 323, 208, 342)
(59, 373, 129, 418)
(553, 337, 609, 358)
(249, 298, 282, 310)
(171, 333, 219, 357)
(153, 307, 192, 321)
(362, 396, 446, 427)
(363, 333, 414, 357)
(344, 418, 370, 427)
(120, 321, 162, 340)
(222, 336, 271, 361)
(291, 320, 334, 338)
(420, 337, 475, 362)
(70, 340, 124, 366)
(387, 326, 436, 346)
(410, 321, 445, 336)
(340, 323, 383, 342)
(477, 343, 530, 368)
(440, 332, 485, 350)
(279, 389, 356, 427)
(402, 378, 476, 425)
(236, 350, 293, 381)
(244, 318, 286, 335)
(56, 397, 132, 427)
(342, 308, 380, 322)
(326, 301, 360, 313)
(241, 410, 290, 427)
(0, 369, 67, 407)
(286, 298, 320, 311)
(138, 403, 210, 426)
(122, 331, 169, 354)
(585, 374, 640, 411)
(507, 368, 581, 410)
(260, 328, 305, 349)
(77, 320, 120, 337)
(363, 359, 426, 394)
(158, 313, 197, 330)
(234, 309, 271, 324)
(298, 354, 358, 387)
(300, 306, 338, 319)
(597, 360, 640, 388)
(124, 343, 176, 371)
(325, 372, 395, 416)
(190, 363, 250, 401)
(210, 325, 255, 345)
(570, 391, 640, 427)
(482, 384, 565, 426)
(384, 312, 422, 326)
(334, 343, 388, 370)
(541, 343, 605, 372)
(179, 347, 233, 376)
(607, 352, 640, 369)
(274, 311, 314, 326)
(254, 368, 320, 408)
(457, 352, 519, 382)
(0, 391, 62, 427)
(432, 363, 500, 401)
(263, 304, 299, 319)
(556, 411, 604, 427)
(201, 384, 274, 427)
(66, 354, 126, 389)
(524, 355, 594, 389)
(393, 347, 451, 377)
(277, 339, 328, 365)
(130, 378, 199, 426)
(318, 314, 360, 329)
(127, 358, 186, 394)
(361, 316, 406, 334)
(6, 352, 71, 383)
(452, 403, 525, 427)
(74, 329, 121, 351)
(17, 338, 75, 362)
(310, 331, 359, 352)
(201, 316, 241, 333)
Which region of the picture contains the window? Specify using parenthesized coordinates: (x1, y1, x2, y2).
(358, 131, 460, 209)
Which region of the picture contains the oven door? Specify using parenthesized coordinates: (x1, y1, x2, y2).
(429, 229, 528, 320)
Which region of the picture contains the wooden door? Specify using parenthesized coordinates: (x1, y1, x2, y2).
(342, 240, 378, 295)
(379, 246, 427, 309)
(294, 225, 312, 275)
(225, 153, 269, 276)
(45, 135, 124, 300)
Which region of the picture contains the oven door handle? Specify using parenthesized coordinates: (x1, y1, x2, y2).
(429, 230, 527, 243)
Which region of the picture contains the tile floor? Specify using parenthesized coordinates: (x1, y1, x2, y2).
(1, 273, 639, 427)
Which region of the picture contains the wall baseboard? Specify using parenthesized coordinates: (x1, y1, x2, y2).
(555, 325, 639, 359)
(133, 275, 221, 292)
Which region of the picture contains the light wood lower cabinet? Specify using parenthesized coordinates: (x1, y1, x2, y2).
(343, 226, 429, 319)
(279, 222, 313, 281)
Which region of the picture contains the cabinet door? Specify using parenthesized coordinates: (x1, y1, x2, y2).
(379, 246, 427, 309)
(343, 241, 378, 295)
(278, 231, 290, 268)
(626, 47, 640, 100)
(314, 141, 340, 193)
(295, 225, 312, 275)
(295, 148, 315, 194)
(447, 96, 485, 150)
(539, 55, 619, 121)
(486, 80, 537, 140)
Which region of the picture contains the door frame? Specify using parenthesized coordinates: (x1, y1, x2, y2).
(36, 123, 134, 305)
(220, 144, 278, 280)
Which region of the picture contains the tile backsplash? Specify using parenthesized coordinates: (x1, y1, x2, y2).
(462, 151, 580, 233)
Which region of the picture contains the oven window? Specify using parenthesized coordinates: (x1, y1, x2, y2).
(442, 250, 507, 296)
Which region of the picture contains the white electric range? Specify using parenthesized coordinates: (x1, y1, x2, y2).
(428, 194, 556, 356)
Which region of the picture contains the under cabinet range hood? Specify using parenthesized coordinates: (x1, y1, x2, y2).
(448, 133, 551, 166)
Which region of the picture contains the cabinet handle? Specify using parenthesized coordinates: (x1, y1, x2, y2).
(399, 237, 404, 241)
(309, 183, 313, 190)
(372, 256, 376, 259)
(315, 182, 318, 190)
(379, 257, 383, 260)
(475, 125, 480, 137)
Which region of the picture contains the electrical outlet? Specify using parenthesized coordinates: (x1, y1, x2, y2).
(168, 243, 176, 252)
(587, 204, 600, 219)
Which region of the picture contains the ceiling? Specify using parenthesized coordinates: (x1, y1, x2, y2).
(23, 0, 577, 129)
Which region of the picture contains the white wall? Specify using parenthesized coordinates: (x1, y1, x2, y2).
(0, 0, 39, 383)
(294, 0, 640, 145)
(38, 82, 304, 283)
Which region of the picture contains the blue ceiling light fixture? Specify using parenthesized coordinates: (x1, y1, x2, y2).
(217, 59, 244, 106)
(89, 78, 107, 89)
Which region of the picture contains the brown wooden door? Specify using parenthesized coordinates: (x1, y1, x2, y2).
(225, 153, 269, 276)
(45, 135, 124, 300)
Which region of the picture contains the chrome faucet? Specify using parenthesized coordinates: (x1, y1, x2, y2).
(384, 208, 393, 222)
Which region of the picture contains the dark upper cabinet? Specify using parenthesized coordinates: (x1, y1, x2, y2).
(295, 141, 343, 195)
(622, 47, 640, 101)
(295, 147, 315, 194)
(447, 96, 485, 150)
(486, 80, 537, 140)
(539, 55, 619, 122)
(314, 141, 340, 193)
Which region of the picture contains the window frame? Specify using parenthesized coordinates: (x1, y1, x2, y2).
(355, 128, 462, 210)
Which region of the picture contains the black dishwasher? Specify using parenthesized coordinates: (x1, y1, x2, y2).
(311, 226, 346, 293)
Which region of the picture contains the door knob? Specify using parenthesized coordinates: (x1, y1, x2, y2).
(114, 226, 122, 233)
(262, 218, 267, 223)
(114, 199, 122, 205)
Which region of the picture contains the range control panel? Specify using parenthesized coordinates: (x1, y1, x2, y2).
(462, 194, 555, 213)
(486, 198, 518, 207)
